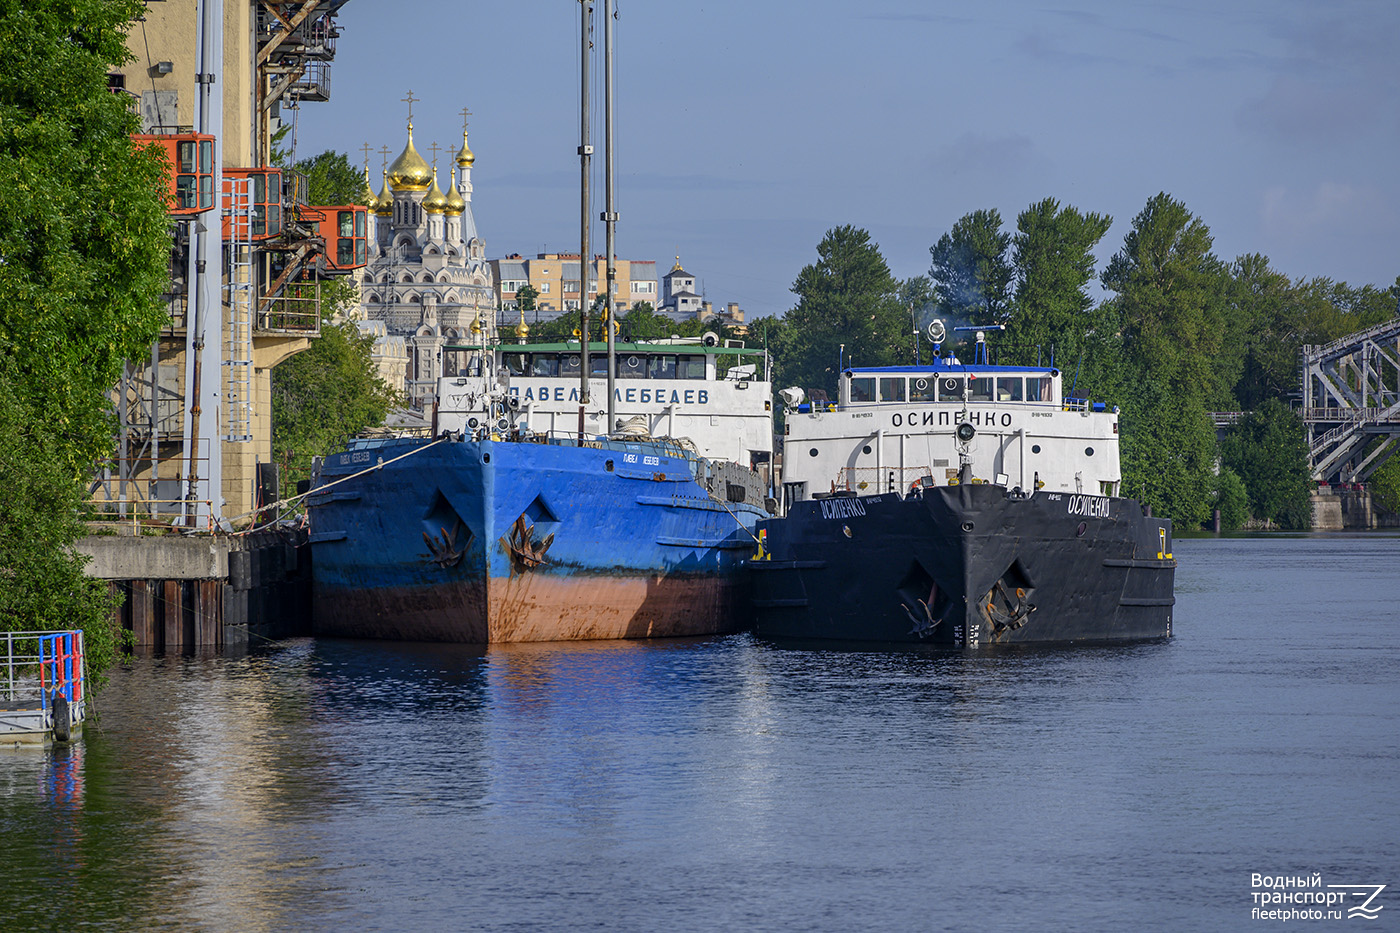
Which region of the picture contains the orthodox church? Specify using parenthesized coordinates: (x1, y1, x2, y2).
(359, 116, 496, 408)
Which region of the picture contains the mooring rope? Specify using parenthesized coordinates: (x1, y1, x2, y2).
(223, 436, 449, 533)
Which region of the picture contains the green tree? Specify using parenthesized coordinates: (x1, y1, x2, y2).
(271, 282, 398, 496)
(293, 150, 369, 206)
(1213, 466, 1249, 532)
(1101, 193, 1231, 526)
(1369, 447, 1400, 515)
(777, 225, 906, 400)
(1, 0, 171, 476)
(928, 209, 1013, 323)
(1226, 254, 1302, 410)
(1002, 197, 1113, 370)
(533, 310, 582, 341)
(0, 371, 124, 674)
(618, 302, 674, 340)
(516, 284, 539, 316)
(0, 0, 171, 667)
(1219, 399, 1312, 528)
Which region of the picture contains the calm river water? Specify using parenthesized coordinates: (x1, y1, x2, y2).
(3, 535, 1398, 931)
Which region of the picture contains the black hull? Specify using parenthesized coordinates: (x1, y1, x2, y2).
(749, 484, 1175, 647)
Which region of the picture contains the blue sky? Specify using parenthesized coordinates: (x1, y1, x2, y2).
(293, 0, 1400, 319)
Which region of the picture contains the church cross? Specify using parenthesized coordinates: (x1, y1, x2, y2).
(428, 141, 442, 164)
(459, 106, 472, 132)
(359, 142, 372, 169)
(401, 89, 419, 122)
(379, 145, 392, 169)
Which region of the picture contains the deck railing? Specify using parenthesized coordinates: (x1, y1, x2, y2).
(1, 630, 86, 712)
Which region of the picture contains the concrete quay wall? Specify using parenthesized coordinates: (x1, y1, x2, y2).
(76, 530, 310, 650)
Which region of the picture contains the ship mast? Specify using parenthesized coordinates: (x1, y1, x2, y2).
(603, 0, 618, 429)
(577, 0, 593, 445)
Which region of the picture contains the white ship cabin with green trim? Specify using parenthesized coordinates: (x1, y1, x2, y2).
(436, 338, 773, 466)
(779, 360, 1121, 504)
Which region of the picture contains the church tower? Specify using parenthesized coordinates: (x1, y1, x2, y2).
(359, 101, 496, 409)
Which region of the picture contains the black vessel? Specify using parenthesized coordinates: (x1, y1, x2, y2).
(750, 325, 1175, 646)
(750, 484, 1173, 646)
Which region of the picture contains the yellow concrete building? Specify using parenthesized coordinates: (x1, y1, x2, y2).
(97, 1, 349, 525)
(493, 254, 658, 322)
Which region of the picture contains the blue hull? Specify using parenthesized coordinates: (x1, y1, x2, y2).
(308, 436, 765, 643)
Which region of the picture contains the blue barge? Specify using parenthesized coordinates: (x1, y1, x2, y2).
(309, 338, 774, 644)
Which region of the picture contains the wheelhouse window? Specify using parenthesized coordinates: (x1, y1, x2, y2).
(647, 355, 678, 379)
(561, 354, 581, 377)
(531, 354, 560, 377)
(618, 354, 647, 378)
(879, 377, 906, 402)
(968, 376, 994, 402)
(910, 376, 937, 402)
(996, 376, 1024, 402)
(849, 377, 876, 403)
(678, 355, 706, 379)
(937, 376, 965, 401)
(1026, 376, 1052, 402)
(502, 353, 529, 377)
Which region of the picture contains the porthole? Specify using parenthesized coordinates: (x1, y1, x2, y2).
(482, 453, 491, 464)
(809, 448, 819, 457)
(1085, 447, 1095, 457)
(605, 459, 614, 472)
(1032, 444, 1042, 454)
(862, 445, 872, 455)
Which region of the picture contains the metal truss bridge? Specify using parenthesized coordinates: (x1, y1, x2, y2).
(1299, 317, 1400, 483)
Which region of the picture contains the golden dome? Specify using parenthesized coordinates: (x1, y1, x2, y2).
(514, 320, 530, 339)
(422, 169, 449, 214)
(455, 128, 475, 167)
(362, 167, 378, 211)
(443, 175, 466, 216)
(387, 123, 433, 191)
(374, 171, 393, 216)
(470, 315, 483, 335)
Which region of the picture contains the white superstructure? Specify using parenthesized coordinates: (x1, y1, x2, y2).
(780, 363, 1121, 506)
(436, 339, 773, 466)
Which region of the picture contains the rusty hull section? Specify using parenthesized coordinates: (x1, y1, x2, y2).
(488, 571, 741, 642)
(314, 572, 738, 644)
